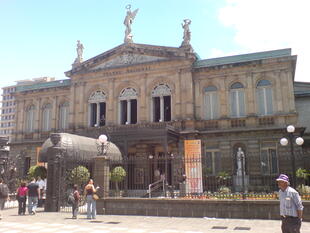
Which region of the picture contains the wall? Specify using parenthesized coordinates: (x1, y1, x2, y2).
(97, 198, 310, 221)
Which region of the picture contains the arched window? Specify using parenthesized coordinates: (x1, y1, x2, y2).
(230, 82, 245, 117)
(25, 105, 35, 133)
(151, 84, 172, 122)
(119, 87, 138, 125)
(204, 85, 219, 120)
(42, 103, 52, 131)
(59, 102, 69, 130)
(256, 80, 273, 115)
(88, 90, 106, 127)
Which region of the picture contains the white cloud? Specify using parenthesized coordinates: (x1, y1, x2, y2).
(218, 0, 310, 82)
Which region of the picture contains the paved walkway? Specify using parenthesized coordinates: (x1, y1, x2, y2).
(1, 207, 310, 233)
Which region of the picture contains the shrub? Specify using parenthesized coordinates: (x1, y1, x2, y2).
(296, 168, 309, 180)
(67, 166, 90, 188)
(297, 184, 310, 194)
(110, 166, 126, 194)
(28, 165, 47, 180)
(218, 186, 231, 194)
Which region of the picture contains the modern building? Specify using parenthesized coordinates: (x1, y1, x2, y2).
(0, 85, 16, 139)
(8, 14, 310, 193)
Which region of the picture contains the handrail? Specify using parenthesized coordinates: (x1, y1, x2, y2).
(148, 178, 165, 198)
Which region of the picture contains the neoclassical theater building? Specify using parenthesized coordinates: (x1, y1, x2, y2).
(9, 11, 308, 190)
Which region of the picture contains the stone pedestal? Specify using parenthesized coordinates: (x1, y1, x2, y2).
(233, 175, 249, 192)
(93, 156, 110, 198)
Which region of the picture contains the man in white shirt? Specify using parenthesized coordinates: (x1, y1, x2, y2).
(36, 176, 45, 207)
(276, 174, 303, 233)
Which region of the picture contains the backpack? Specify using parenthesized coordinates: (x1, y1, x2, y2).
(67, 193, 75, 205)
(0, 183, 9, 198)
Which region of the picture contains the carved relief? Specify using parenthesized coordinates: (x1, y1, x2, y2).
(151, 84, 172, 97)
(90, 54, 167, 70)
(88, 90, 106, 103)
(119, 87, 138, 100)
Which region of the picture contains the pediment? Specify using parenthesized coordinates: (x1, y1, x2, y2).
(89, 53, 168, 71)
(66, 43, 196, 77)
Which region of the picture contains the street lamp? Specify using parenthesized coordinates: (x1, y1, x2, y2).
(280, 125, 304, 188)
(97, 134, 110, 157)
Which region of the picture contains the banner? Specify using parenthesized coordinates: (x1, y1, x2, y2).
(184, 140, 203, 194)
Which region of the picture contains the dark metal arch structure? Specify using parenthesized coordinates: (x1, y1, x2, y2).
(39, 133, 122, 211)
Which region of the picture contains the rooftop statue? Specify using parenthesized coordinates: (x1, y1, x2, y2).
(124, 4, 139, 43)
(76, 40, 84, 62)
(72, 40, 84, 68)
(181, 19, 191, 47)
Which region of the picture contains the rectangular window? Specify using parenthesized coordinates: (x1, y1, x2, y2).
(163, 96, 171, 121)
(153, 97, 160, 122)
(205, 92, 219, 120)
(120, 100, 127, 124)
(204, 150, 221, 175)
(260, 148, 278, 175)
(90, 103, 97, 127)
(130, 99, 137, 124)
(99, 102, 106, 126)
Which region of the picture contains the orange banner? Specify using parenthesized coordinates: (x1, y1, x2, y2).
(184, 140, 203, 194)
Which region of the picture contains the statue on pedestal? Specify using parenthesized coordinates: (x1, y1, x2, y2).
(236, 147, 245, 176)
(124, 5, 139, 43)
(72, 40, 84, 68)
(181, 19, 191, 47)
(76, 40, 84, 62)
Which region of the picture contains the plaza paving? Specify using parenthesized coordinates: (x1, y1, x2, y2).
(1, 207, 310, 233)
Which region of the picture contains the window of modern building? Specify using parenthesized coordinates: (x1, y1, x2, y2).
(230, 82, 245, 117)
(119, 87, 138, 125)
(25, 105, 35, 133)
(59, 102, 69, 130)
(256, 79, 273, 115)
(151, 84, 171, 122)
(204, 85, 219, 120)
(88, 90, 106, 127)
(260, 148, 278, 175)
(42, 103, 52, 132)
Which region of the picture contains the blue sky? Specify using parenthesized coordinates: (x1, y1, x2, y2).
(0, 0, 309, 89)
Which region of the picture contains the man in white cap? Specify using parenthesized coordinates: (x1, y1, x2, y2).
(276, 174, 303, 233)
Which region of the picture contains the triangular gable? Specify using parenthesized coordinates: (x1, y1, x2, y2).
(65, 43, 196, 77)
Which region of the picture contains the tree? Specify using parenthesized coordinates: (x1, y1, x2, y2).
(67, 166, 90, 188)
(28, 165, 47, 180)
(110, 166, 126, 195)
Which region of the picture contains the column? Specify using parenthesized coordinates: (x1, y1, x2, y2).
(160, 96, 164, 121)
(52, 96, 57, 131)
(93, 156, 110, 198)
(96, 103, 100, 126)
(127, 100, 131, 124)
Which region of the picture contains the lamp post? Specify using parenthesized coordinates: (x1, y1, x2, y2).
(97, 134, 110, 157)
(280, 125, 304, 189)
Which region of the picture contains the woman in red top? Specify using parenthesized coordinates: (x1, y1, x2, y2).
(16, 181, 28, 215)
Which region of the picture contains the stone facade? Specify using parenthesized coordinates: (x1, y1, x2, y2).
(9, 42, 308, 190)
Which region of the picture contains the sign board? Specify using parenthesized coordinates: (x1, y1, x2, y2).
(184, 140, 203, 194)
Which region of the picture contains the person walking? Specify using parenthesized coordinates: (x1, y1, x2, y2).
(16, 181, 28, 215)
(84, 179, 97, 219)
(36, 176, 45, 208)
(276, 174, 304, 233)
(72, 184, 80, 219)
(0, 178, 9, 220)
(27, 178, 40, 215)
